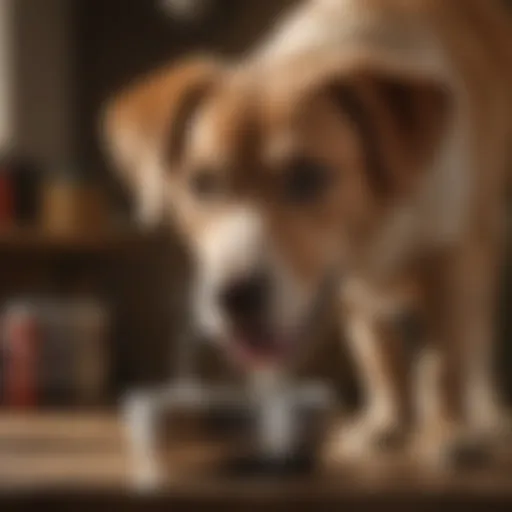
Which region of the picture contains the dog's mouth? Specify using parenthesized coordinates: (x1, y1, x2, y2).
(214, 271, 333, 370)
(230, 326, 294, 368)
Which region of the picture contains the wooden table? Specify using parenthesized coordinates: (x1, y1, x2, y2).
(0, 413, 129, 490)
(1, 412, 512, 510)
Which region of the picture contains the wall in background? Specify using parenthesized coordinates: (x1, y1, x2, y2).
(0, 0, 14, 149)
(0, 0, 76, 167)
(12, 0, 75, 167)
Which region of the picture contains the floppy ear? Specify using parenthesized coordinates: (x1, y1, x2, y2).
(101, 58, 221, 226)
(312, 63, 451, 199)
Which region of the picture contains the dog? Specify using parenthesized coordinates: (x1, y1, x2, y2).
(102, 0, 512, 467)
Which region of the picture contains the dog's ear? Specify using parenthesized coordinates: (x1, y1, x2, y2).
(305, 59, 451, 200)
(101, 58, 221, 226)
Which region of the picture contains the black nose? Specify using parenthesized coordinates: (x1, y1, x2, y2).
(219, 273, 269, 323)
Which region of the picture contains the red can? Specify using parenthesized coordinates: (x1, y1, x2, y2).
(2, 303, 40, 408)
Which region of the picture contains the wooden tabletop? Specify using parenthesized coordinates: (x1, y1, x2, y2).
(0, 412, 129, 491)
(1, 412, 512, 510)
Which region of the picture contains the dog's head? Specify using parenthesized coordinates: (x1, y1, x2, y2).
(103, 53, 449, 370)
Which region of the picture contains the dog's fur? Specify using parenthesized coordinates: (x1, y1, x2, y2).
(103, 0, 512, 466)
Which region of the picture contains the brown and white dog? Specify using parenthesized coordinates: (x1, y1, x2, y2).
(103, 0, 512, 466)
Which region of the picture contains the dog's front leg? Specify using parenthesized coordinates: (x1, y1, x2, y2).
(327, 300, 410, 463)
(462, 241, 509, 439)
(414, 241, 508, 468)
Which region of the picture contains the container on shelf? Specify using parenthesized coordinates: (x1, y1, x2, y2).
(39, 302, 76, 407)
(72, 300, 110, 406)
(0, 163, 15, 228)
(0, 154, 42, 228)
(14, 158, 41, 225)
(1, 302, 41, 408)
(0, 297, 111, 409)
(41, 164, 108, 236)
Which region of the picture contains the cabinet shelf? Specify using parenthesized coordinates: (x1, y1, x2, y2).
(0, 226, 166, 254)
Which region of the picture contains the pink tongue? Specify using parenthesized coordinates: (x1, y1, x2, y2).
(233, 336, 288, 366)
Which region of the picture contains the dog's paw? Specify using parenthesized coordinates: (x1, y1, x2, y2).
(469, 407, 512, 464)
(412, 424, 493, 471)
(471, 405, 512, 443)
(323, 412, 406, 465)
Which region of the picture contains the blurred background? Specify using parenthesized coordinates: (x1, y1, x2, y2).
(0, 0, 315, 402)
(0, 0, 510, 505)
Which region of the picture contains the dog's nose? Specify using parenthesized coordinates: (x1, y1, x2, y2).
(219, 273, 269, 322)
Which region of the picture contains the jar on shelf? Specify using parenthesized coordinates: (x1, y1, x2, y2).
(1, 302, 41, 408)
(40, 164, 108, 236)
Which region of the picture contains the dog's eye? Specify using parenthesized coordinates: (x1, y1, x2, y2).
(282, 158, 331, 203)
(189, 170, 223, 199)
